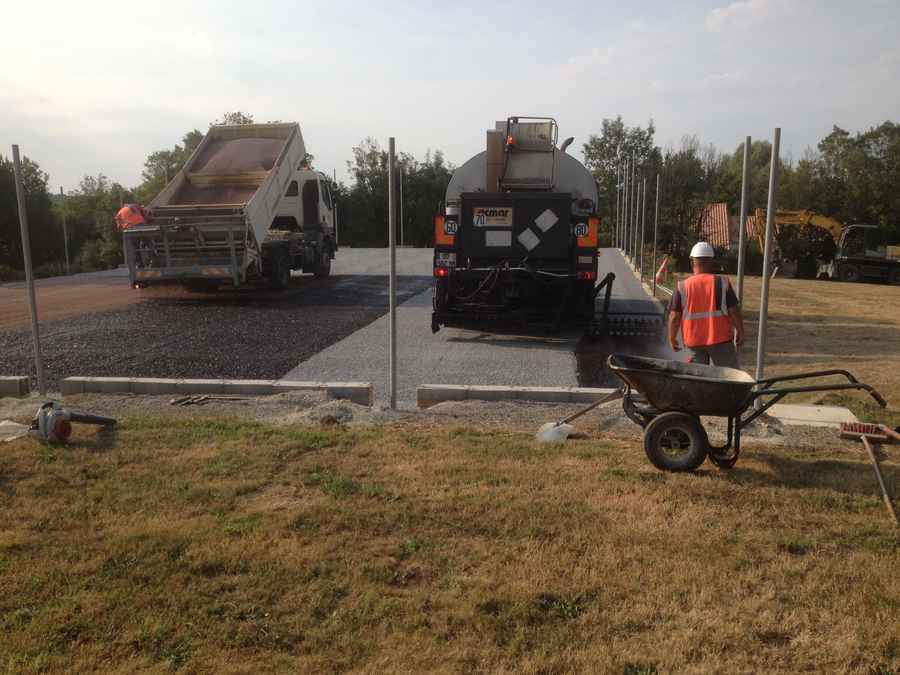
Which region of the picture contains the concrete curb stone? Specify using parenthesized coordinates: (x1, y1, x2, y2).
(0, 376, 30, 398)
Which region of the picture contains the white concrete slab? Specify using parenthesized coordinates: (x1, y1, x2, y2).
(767, 403, 858, 428)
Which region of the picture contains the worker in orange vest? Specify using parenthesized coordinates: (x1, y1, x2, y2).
(667, 242, 745, 368)
(115, 204, 149, 231)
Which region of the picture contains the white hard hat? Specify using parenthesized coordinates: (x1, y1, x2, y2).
(690, 242, 715, 258)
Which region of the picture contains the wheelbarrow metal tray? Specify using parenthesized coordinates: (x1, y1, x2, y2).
(608, 354, 756, 417)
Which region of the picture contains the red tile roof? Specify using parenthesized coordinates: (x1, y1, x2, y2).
(697, 203, 732, 250)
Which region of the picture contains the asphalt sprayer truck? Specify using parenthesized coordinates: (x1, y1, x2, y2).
(431, 116, 603, 333)
(122, 123, 336, 290)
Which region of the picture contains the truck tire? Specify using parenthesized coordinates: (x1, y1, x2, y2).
(313, 255, 331, 278)
(268, 250, 292, 290)
(889, 268, 900, 285)
(839, 264, 860, 283)
(643, 412, 709, 472)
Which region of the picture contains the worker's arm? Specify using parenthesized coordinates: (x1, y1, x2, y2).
(668, 310, 682, 352)
(667, 288, 683, 351)
(729, 306, 744, 345)
(724, 280, 744, 345)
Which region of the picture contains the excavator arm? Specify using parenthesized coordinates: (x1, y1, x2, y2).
(751, 209, 844, 250)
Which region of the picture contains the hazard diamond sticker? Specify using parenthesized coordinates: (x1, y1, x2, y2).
(534, 208, 558, 232)
(517, 228, 540, 251)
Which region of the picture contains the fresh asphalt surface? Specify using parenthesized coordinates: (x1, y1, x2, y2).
(1, 248, 665, 401)
(286, 247, 668, 405)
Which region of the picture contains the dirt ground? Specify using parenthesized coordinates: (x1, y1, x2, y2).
(0, 275, 190, 332)
(2, 391, 887, 460)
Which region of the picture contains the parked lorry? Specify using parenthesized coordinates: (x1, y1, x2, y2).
(828, 224, 900, 284)
(431, 116, 602, 332)
(123, 123, 336, 289)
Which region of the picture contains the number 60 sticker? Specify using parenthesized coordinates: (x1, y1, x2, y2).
(445, 220, 459, 235)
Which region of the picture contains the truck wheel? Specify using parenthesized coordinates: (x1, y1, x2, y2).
(643, 412, 709, 472)
(269, 251, 292, 290)
(313, 255, 331, 278)
(839, 264, 861, 283)
(889, 268, 900, 285)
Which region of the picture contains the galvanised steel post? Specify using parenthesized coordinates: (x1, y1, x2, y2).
(12, 145, 46, 395)
(755, 128, 781, 389)
(639, 177, 647, 280)
(388, 138, 398, 409)
(652, 174, 660, 297)
(736, 136, 751, 304)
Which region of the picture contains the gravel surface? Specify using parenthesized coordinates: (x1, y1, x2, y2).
(0, 273, 431, 389)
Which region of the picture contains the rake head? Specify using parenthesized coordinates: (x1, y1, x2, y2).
(839, 422, 888, 443)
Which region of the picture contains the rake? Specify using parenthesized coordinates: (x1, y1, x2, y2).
(840, 422, 899, 526)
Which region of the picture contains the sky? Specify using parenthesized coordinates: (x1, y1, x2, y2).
(2, 0, 899, 193)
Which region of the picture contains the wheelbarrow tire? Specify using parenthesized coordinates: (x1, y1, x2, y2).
(643, 412, 709, 472)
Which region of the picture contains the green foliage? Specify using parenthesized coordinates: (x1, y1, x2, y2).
(133, 130, 203, 204)
(583, 116, 661, 227)
(63, 173, 135, 271)
(0, 154, 60, 270)
(337, 139, 454, 247)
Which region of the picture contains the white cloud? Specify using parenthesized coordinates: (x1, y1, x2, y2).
(705, 0, 772, 32)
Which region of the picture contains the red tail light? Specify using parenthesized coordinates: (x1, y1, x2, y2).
(434, 267, 449, 278)
(578, 271, 596, 281)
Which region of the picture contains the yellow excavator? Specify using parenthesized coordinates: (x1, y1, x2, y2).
(750, 209, 844, 250)
(750, 209, 900, 283)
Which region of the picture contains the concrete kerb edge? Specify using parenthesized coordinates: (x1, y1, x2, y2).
(59, 377, 374, 406)
(417, 385, 618, 408)
(0, 376, 30, 398)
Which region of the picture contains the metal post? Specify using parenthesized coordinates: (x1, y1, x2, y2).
(755, 128, 780, 386)
(333, 168, 339, 247)
(652, 174, 660, 297)
(60, 186, 70, 275)
(614, 163, 620, 249)
(736, 136, 751, 303)
(388, 138, 398, 409)
(399, 166, 404, 248)
(630, 154, 636, 259)
(633, 176, 641, 262)
(622, 158, 629, 253)
(12, 145, 47, 395)
(639, 177, 647, 280)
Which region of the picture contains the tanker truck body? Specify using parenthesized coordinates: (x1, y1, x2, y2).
(431, 117, 601, 332)
(123, 123, 336, 290)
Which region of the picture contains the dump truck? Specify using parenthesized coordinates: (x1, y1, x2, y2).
(123, 123, 336, 289)
(431, 116, 603, 332)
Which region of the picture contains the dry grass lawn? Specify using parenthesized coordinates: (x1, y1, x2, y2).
(1, 418, 898, 673)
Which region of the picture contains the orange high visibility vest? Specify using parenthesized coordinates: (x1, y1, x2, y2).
(115, 204, 147, 231)
(678, 273, 733, 347)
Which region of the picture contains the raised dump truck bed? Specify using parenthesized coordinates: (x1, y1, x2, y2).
(124, 123, 336, 289)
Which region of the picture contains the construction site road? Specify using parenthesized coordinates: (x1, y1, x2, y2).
(285, 248, 670, 405)
(1, 248, 668, 397)
(0, 249, 433, 389)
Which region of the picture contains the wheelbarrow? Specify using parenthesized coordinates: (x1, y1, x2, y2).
(608, 354, 887, 472)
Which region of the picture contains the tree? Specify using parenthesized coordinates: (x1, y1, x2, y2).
(582, 117, 661, 227)
(134, 129, 203, 203)
(214, 111, 254, 125)
(0, 154, 59, 275)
